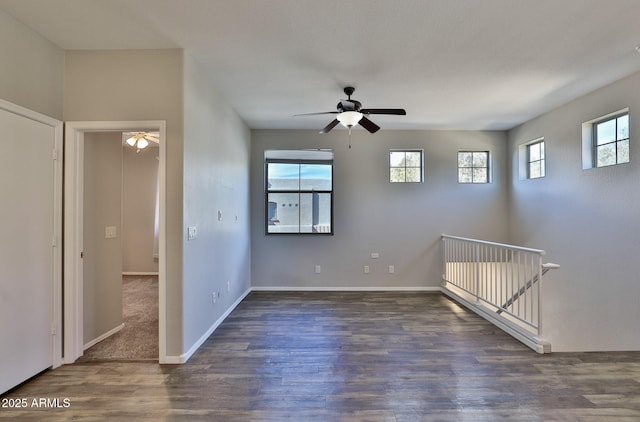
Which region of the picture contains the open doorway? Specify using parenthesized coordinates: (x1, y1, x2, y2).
(79, 131, 160, 361)
(64, 121, 167, 364)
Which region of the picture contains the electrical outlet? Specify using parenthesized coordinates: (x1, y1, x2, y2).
(315, 265, 321, 274)
(212, 291, 219, 304)
(389, 265, 395, 274)
(364, 265, 370, 274)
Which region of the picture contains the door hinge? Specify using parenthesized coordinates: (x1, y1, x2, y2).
(52, 236, 57, 247)
(52, 148, 58, 160)
(51, 323, 56, 335)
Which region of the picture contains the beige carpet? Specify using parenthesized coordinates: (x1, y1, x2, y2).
(80, 275, 158, 361)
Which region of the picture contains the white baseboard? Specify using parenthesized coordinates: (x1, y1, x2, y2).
(122, 272, 159, 276)
(441, 286, 551, 354)
(250, 286, 442, 292)
(83, 323, 125, 350)
(167, 288, 252, 364)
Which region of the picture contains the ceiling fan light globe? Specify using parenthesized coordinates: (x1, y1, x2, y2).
(126, 137, 137, 147)
(137, 138, 149, 149)
(337, 111, 362, 128)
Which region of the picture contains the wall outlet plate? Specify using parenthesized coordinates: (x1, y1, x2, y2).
(105, 226, 117, 239)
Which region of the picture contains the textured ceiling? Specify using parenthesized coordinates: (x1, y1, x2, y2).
(2, 0, 640, 130)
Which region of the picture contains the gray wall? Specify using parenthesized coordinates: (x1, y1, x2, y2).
(0, 9, 63, 119)
(251, 129, 509, 289)
(508, 70, 640, 352)
(83, 132, 123, 344)
(123, 145, 159, 274)
(181, 53, 252, 355)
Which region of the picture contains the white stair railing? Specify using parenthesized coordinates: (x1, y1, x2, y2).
(441, 235, 559, 353)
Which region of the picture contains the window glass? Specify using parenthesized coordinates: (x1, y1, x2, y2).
(390, 150, 423, 183)
(267, 163, 299, 191)
(593, 112, 630, 168)
(458, 151, 489, 183)
(527, 140, 545, 179)
(265, 150, 333, 234)
(300, 164, 332, 190)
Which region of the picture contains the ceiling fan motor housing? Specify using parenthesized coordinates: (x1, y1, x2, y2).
(337, 99, 361, 113)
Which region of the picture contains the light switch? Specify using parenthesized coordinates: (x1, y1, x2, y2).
(187, 226, 197, 240)
(105, 226, 117, 239)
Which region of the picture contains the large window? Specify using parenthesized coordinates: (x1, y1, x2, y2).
(389, 150, 423, 183)
(593, 112, 629, 167)
(527, 140, 545, 179)
(457, 151, 490, 183)
(265, 150, 333, 234)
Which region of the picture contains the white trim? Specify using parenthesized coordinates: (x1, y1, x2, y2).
(82, 323, 125, 351)
(122, 272, 160, 276)
(441, 286, 551, 354)
(250, 286, 441, 292)
(0, 99, 64, 370)
(163, 288, 252, 364)
(442, 234, 546, 255)
(64, 120, 167, 364)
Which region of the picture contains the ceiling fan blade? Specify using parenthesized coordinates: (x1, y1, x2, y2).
(360, 108, 406, 115)
(320, 119, 340, 134)
(358, 116, 380, 133)
(294, 111, 338, 116)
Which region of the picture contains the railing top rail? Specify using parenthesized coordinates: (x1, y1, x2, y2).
(442, 234, 546, 255)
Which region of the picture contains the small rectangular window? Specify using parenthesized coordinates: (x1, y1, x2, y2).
(265, 150, 333, 235)
(389, 150, 423, 183)
(527, 140, 545, 179)
(458, 151, 490, 183)
(593, 112, 629, 167)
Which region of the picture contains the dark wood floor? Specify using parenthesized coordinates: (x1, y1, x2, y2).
(2, 291, 640, 421)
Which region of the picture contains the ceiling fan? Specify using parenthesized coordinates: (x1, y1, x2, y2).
(123, 131, 159, 152)
(295, 86, 406, 134)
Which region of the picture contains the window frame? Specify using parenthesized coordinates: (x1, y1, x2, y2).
(457, 151, 491, 184)
(264, 153, 334, 235)
(389, 149, 424, 183)
(592, 111, 629, 168)
(526, 139, 546, 179)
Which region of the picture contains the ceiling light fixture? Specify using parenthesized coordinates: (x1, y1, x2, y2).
(125, 133, 152, 152)
(336, 111, 363, 149)
(337, 111, 363, 129)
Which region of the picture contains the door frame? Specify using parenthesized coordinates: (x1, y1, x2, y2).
(0, 98, 63, 370)
(64, 120, 167, 364)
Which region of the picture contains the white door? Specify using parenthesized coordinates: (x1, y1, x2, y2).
(0, 107, 55, 394)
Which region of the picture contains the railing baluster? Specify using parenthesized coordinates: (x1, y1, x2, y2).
(441, 235, 556, 334)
